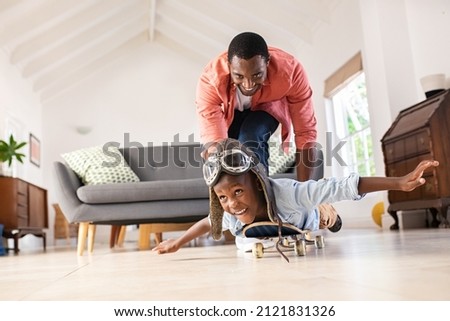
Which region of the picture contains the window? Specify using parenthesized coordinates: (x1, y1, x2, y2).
(324, 52, 375, 177)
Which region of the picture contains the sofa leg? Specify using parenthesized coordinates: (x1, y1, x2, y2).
(138, 223, 197, 250)
(87, 224, 96, 253)
(110, 225, 127, 248)
(110, 226, 120, 248)
(77, 222, 89, 256)
(138, 224, 151, 250)
(117, 226, 126, 246)
(154, 232, 162, 244)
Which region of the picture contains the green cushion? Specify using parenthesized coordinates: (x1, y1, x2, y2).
(268, 145, 296, 176)
(61, 145, 140, 185)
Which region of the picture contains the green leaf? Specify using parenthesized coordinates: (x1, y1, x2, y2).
(0, 134, 27, 166)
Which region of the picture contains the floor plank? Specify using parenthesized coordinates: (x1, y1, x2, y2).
(1, 228, 450, 301)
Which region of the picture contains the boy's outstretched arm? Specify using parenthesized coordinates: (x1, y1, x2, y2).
(358, 160, 439, 195)
(152, 217, 212, 254)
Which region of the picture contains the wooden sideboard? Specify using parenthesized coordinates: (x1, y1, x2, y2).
(0, 177, 48, 253)
(381, 90, 450, 229)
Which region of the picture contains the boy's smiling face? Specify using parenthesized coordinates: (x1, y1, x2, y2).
(212, 172, 268, 225)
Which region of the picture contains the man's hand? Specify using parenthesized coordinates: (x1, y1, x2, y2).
(201, 141, 220, 159)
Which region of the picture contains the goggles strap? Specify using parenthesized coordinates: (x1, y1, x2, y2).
(275, 215, 289, 263)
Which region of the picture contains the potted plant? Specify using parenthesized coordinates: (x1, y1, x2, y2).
(0, 134, 27, 176)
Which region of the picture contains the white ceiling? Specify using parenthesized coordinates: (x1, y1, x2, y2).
(0, 0, 340, 104)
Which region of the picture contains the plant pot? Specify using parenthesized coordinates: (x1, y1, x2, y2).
(0, 224, 6, 256)
(0, 162, 13, 177)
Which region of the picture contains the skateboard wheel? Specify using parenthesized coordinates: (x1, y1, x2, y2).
(315, 235, 325, 249)
(294, 240, 306, 256)
(282, 237, 290, 247)
(252, 243, 264, 258)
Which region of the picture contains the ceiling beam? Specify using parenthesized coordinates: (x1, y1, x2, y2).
(156, 11, 223, 61)
(148, 0, 157, 42)
(284, 0, 332, 23)
(21, 3, 146, 78)
(223, 0, 313, 44)
(0, 0, 25, 13)
(0, 0, 86, 46)
(33, 15, 148, 92)
(40, 31, 148, 104)
(10, 0, 137, 64)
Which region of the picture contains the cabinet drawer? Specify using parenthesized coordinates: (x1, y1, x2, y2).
(17, 217, 29, 228)
(403, 130, 431, 157)
(389, 174, 438, 202)
(415, 130, 430, 153)
(17, 204, 28, 217)
(388, 176, 437, 202)
(386, 161, 406, 177)
(386, 153, 433, 176)
(17, 193, 28, 206)
(384, 130, 431, 163)
(421, 174, 438, 199)
(388, 190, 408, 203)
(384, 140, 404, 163)
(17, 180, 28, 195)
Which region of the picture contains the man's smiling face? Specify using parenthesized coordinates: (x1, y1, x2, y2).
(229, 55, 268, 96)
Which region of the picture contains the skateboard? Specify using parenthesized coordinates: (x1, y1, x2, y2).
(243, 221, 325, 259)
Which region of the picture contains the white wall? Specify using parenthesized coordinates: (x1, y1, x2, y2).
(0, 52, 44, 185)
(292, 0, 450, 228)
(293, 0, 379, 228)
(42, 42, 207, 241)
(407, 0, 450, 90)
(303, 0, 365, 167)
(0, 50, 45, 249)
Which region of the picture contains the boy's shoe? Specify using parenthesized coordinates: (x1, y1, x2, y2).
(318, 204, 342, 232)
(328, 215, 342, 233)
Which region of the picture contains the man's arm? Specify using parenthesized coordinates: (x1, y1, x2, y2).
(295, 146, 318, 182)
(288, 59, 318, 182)
(196, 58, 230, 148)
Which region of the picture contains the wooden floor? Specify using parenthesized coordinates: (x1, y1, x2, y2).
(1, 227, 450, 301)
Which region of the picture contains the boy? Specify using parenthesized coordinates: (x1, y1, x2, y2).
(153, 139, 439, 256)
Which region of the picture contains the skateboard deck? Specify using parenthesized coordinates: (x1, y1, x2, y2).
(243, 221, 305, 238)
(242, 221, 324, 260)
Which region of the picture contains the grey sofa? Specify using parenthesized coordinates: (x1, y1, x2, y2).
(53, 142, 323, 255)
(53, 143, 212, 255)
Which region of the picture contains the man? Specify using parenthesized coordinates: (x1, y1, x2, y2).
(196, 32, 318, 181)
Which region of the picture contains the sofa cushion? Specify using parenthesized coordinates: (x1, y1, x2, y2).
(76, 178, 209, 204)
(268, 144, 296, 175)
(120, 144, 204, 181)
(61, 145, 140, 185)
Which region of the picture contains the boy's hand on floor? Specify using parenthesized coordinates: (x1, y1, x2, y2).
(152, 239, 180, 254)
